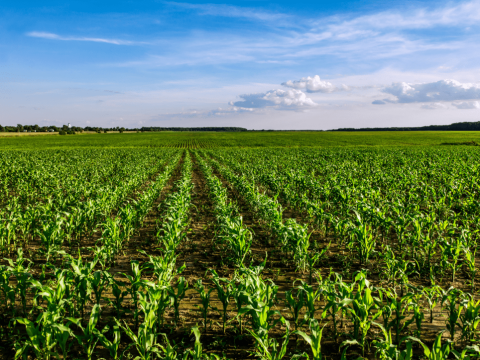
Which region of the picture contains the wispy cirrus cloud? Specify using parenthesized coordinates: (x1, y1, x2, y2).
(166, 1, 291, 24)
(26, 31, 139, 45)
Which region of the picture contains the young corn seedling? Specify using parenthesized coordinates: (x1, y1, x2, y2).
(285, 287, 305, 332)
(459, 295, 480, 343)
(380, 288, 414, 346)
(220, 216, 253, 267)
(68, 303, 102, 360)
(68, 251, 98, 320)
(90, 270, 109, 307)
(349, 285, 382, 356)
(452, 345, 480, 360)
(97, 324, 122, 360)
(116, 296, 161, 360)
(441, 287, 464, 343)
(194, 279, 213, 333)
(167, 276, 189, 327)
(15, 273, 73, 359)
(123, 260, 146, 329)
(462, 243, 477, 293)
(323, 280, 353, 342)
(249, 318, 291, 360)
(231, 277, 250, 334)
(372, 323, 413, 360)
(4, 248, 33, 315)
(36, 215, 65, 264)
(15, 317, 74, 360)
(185, 326, 222, 360)
(349, 219, 375, 266)
(409, 332, 452, 360)
(108, 276, 129, 319)
(295, 318, 326, 360)
(145, 282, 170, 331)
(210, 270, 233, 334)
(423, 285, 442, 323)
(444, 236, 463, 284)
(296, 280, 322, 322)
(306, 244, 329, 285)
(407, 286, 425, 338)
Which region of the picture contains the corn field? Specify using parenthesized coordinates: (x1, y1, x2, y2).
(0, 147, 479, 360)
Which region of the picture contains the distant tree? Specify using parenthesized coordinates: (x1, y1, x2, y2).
(119, 127, 125, 133)
(0, 124, 4, 132)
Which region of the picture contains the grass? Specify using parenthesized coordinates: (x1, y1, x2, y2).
(1, 130, 480, 149)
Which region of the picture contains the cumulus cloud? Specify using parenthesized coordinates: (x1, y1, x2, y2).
(230, 89, 317, 109)
(452, 101, 480, 109)
(383, 79, 480, 103)
(282, 75, 348, 93)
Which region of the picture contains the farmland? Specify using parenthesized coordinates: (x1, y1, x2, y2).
(0, 133, 479, 359)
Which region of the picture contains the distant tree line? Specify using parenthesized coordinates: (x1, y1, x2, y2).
(0, 124, 83, 133)
(140, 127, 247, 132)
(330, 121, 480, 132)
(0, 125, 248, 133)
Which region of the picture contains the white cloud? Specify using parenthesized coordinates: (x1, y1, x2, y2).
(383, 79, 480, 103)
(26, 31, 136, 45)
(167, 2, 289, 24)
(452, 101, 480, 109)
(420, 102, 448, 109)
(282, 75, 348, 93)
(230, 89, 317, 109)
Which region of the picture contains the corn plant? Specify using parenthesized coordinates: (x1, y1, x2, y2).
(409, 332, 452, 360)
(441, 287, 464, 343)
(67, 251, 98, 320)
(97, 324, 122, 360)
(116, 296, 161, 360)
(167, 276, 189, 327)
(459, 295, 480, 343)
(210, 270, 233, 334)
(295, 318, 326, 360)
(462, 243, 477, 293)
(15, 317, 74, 360)
(323, 278, 353, 342)
(347, 273, 382, 356)
(379, 288, 413, 346)
(123, 260, 147, 329)
(4, 248, 33, 315)
(90, 270, 109, 307)
(185, 326, 222, 360)
(423, 285, 442, 323)
(219, 216, 253, 266)
(296, 280, 322, 322)
(285, 287, 305, 332)
(349, 219, 375, 266)
(194, 279, 213, 333)
(372, 323, 413, 360)
(36, 215, 65, 263)
(249, 318, 291, 360)
(68, 304, 101, 360)
(452, 345, 480, 360)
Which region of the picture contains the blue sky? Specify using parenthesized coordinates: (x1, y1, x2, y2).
(2, 0, 480, 129)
